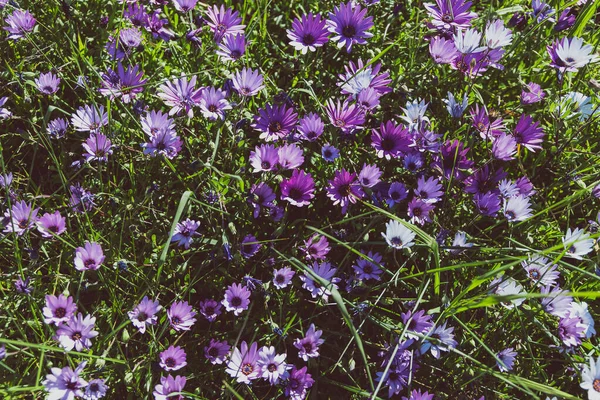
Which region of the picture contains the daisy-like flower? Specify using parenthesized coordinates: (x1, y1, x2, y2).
(547, 37, 599, 72)
(503, 195, 532, 222)
(300, 261, 341, 302)
(248, 182, 275, 218)
(55, 313, 98, 351)
(300, 234, 330, 261)
(284, 366, 314, 400)
(402, 389, 434, 400)
(371, 121, 411, 159)
(232, 68, 264, 96)
(167, 301, 196, 331)
(429, 36, 459, 64)
(157, 75, 203, 118)
(541, 286, 573, 318)
(250, 144, 279, 173)
(240, 234, 261, 258)
(226, 341, 261, 384)
(490, 276, 525, 308)
(153, 375, 186, 400)
(253, 103, 298, 142)
(559, 92, 597, 121)
(172, 0, 197, 12)
(326, 169, 365, 213)
(36, 211, 67, 238)
(160, 345, 187, 371)
(353, 251, 383, 281)
(496, 348, 517, 372)
(198, 299, 222, 322)
(71, 105, 108, 133)
(449, 231, 474, 254)
(4, 200, 39, 236)
(15, 277, 33, 295)
(83, 378, 108, 400)
(43, 294, 77, 326)
(563, 228, 594, 259)
(470, 104, 505, 139)
(70, 184, 95, 214)
(558, 316, 586, 347)
(321, 144, 340, 162)
(485, 20, 512, 49)
(216, 33, 246, 61)
(43, 362, 88, 400)
(222, 283, 251, 316)
(128, 296, 161, 334)
(278, 143, 304, 170)
(280, 169, 315, 207)
(142, 129, 182, 159)
(338, 59, 391, 97)
(568, 301, 596, 339)
(521, 82, 545, 105)
(82, 133, 113, 163)
(273, 267, 295, 289)
(580, 356, 600, 399)
(99, 64, 147, 103)
(47, 118, 69, 139)
(444, 92, 468, 118)
(0, 96, 11, 119)
(358, 163, 382, 188)
(199, 87, 231, 120)
(119, 27, 143, 47)
(521, 255, 559, 287)
(205, 4, 245, 42)
(141, 110, 175, 136)
(400, 99, 430, 132)
(294, 324, 325, 361)
(257, 346, 290, 385)
(171, 218, 200, 249)
(74, 242, 105, 271)
(513, 115, 544, 152)
(4, 9, 36, 40)
(327, 1, 374, 53)
(415, 176, 443, 203)
(402, 309, 434, 340)
(453, 28, 485, 54)
(424, 0, 477, 30)
(408, 198, 435, 225)
(492, 133, 517, 161)
(387, 182, 408, 207)
(420, 322, 457, 358)
(297, 113, 324, 141)
(204, 339, 230, 364)
(325, 98, 365, 134)
(382, 219, 416, 249)
(287, 12, 329, 54)
(35, 72, 60, 95)
(474, 192, 502, 217)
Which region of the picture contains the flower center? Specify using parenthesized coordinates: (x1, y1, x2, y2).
(269, 121, 282, 133)
(89, 383, 99, 392)
(241, 363, 254, 375)
(391, 237, 403, 247)
(205, 306, 214, 315)
(208, 347, 219, 357)
(381, 138, 395, 151)
(165, 357, 176, 368)
(303, 33, 316, 45)
(171, 316, 181, 324)
(275, 274, 285, 284)
(334, 119, 346, 128)
(288, 188, 303, 200)
(72, 332, 82, 341)
(505, 210, 515, 220)
(339, 184, 352, 196)
(18, 219, 29, 229)
(342, 24, 356, 38)
(137, 311, 148, 321)
(529, 269, 540, 280)
(208, 104, 217, 112)
(363, 264, 373, 274)
(303, 342, 313, 352)
(261, 161, 271, 169)
(268, 363, 278, 372)
(442, 14, 453, 23)
(231, 296, 242, 307)
(55, 307, 66, 318)
(66, 381, 79, 390)
(593, 379, 600, 392)
(84, 259, 96, 268)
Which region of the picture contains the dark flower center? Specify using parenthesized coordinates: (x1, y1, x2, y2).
(302, 34, 316, 45)
(442, 14, 453, 23)
(306, 131, 317, 139)
(362, 178, 370, 185)
(269, 121, 282, 133)
(18, 219, 29, 229)
(208, 346, 219, 357)
(289, 378, 300, 389)
(261, 161, 271, 169)
(339, 184, 352, 196)
(505, 210, 515, 220)
(171, 316, 181, 324)
(412, 207, 423, 217)
(567, 246, 576, 254)
(593, 379, 600, 392)
(268, 363, 278, 372)
(288, 188, 303, 200)
(89, 383, 99, 392)
(165, 357, 176, 368)
(388, 372, 399, 381)
(72, 332, 82, 341)
(407, 162, 416, 170)
(240, 87, 250, 95)
(48, 225, 60, 233)
(208, 104, 218, 112)
(303, 342, 313, 352)
(324, 150, 332, 158)
(391, 237, 403, 246)
(55, 307, 66, 318)
(156, 142, 167, 151)
(342, 24, 356, 38)
(84, 259, 96, 268)
(241, 363, 254, 375)
(43, 85, 54, 93)
(529, 269, 540, 280)
(137, 311, 148, 321)
(334, 119, 346, 128)
(275, 274, 286, 284)
(66, 381, 79, 390)
(205, 306, 214, 315)
(231, 50, 242, 59)
(391, 191, 401, 201)
(231, 296, 242, 307)
(381, 138, 395, 151)
(362, 264, 373, 274)
(217, 24, 227, 33)
(564, 57, 575, 64)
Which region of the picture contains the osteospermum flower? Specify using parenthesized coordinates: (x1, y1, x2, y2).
(300, 261, 341, 302)
(294, 324, 325, 361)
(358, 164, 382, 188)
(257, 346, 290, 385)
(82, 133, 113, 163)
(541, 286, 573, 318)
(83, 378, 108, 400)
(160, 345, 187, 371)
(568, 301, 596, 339)
(338, 59, 391, 97)
(301, 234, 330, 261)
(558, 316, 586, 347)
(371, 121, 411, 159)
(513, 115, 544, 152)
(424, 0, 477, 30)
(35, 72, 60, 95)
(226, 341, 261, 384)
(4, 9, 36, 40)
(222, 283, 251, 316)
(402, 389, 434, 400)
(167, 301, 196, 331)
(205, 4, 245, 42)
(521, 82, 546, 105)
(240, 234, 261, 258)
(408, 198, 435, 225)
(273, 267, 295, 289)
(232, 68, 264, 96)
(157, 75, 203, 118)
(321, 144, 340, 162)
(387, 182, 408, 207)
(521, 255, 559, 287)
(280, 169, 315, 207)
(420, 322, 458, 358)
(470, 104, 505, 139)
(43, 294, 77, 326)
(287, 12, 329, 54)
(55, 313, 98, 351)
(142, 110, 174, 136)
(48, 118, 69, 139)
(415, 176, 443, 203)
(284, 366, 314, 400)
(153, 375, 186, 400)
(402, 310, 434, 340)
(3, 200, 39, 235)
(253, 103, 298, 142)
(278, 143, 304, 170)
(453, 28, 485, 54)
(248, 182, 275, 218)
(327, 1, 373, 53)
(216, 33, 246, 61)
(71, 105, 108, 133)
(496, 348, 517, 372)
(485, 19, 512, 49)
(297, 113, 324, 141)
(563, 228, 594, 260)
(547, 37, 599, 72)
(199, 87, 231, 120)
(382, 219, 416, 249)
(353, 251, 383, 281)
(198, 298, 223, 322)
(128, 296, 161, 334)
(36, 211, 67, 238)
(171, 219, 200, 249)
(580, 357, 600, 400)
(249, 144, 279, 173)
(119, 27, 143, 47)
(490, 276, 525, 308)
(142, 129, 183, 159)
(444, 92, 468, 118)
(326, 169, 364, 213)
(99, 64, 147, 103)
(492, 133, 517, 161)
(43, 362, 87, 400)
(204, 339, 230, 364)
(429, 36, 459, 64)
(503, 195, 532, 222)
(74, 242, 105, 271)
(432, 140, 473, 181)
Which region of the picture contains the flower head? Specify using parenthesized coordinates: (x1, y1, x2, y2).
(43, 294, 77, 326)
(171, 219, 200, 249)
(232, 68, 264, 96)
(503, 195, 532, 222)
(222, 283, 251, 316)
(216, 33, 246, 61)
(297, 113, 324, 142)
(382, 219, 416, 249)
(83, 378, 108, 400)
(521, 82, 545, 105)
(287, 12, 329, 54)
(4, 200, 39, 235)
(294, 324, 325, 361)
(325, 99, 365, 134)
(83, 133, 113, 163)
(4, 9, 36, 40)
(371, 121, 411, 159)
(74, 242, 105, 271)
(280, 170, 315, 207)
(167, 301, 196, 331)
(43, 362, 88, 400)
(496, 348, 517, 372)
(55, 313, 98, 351)
(128, 296, 162, 333)
(563, 228, 594, 259)
(225, 341, 261, 383)
(35, 72, 60, 95)
(37, 211, 67, 238)
(160, 345, 187, 371)
(327, 1, 374, 53)
(353, 251, 383, 281)
(71, 105, 108, 133)
(521, 255, 559, 287)
(206, 5, 245, 42)
(157, 75, 203, 118)
(424, 0, 477, 30)
(580, 356, 600, 400)
(300, 261, 341, 302)
(199, 298, 223, 322)
(257, 346, 290, 385)
(420, 322, 457, 358)
(326, 169, 364, 213)
(204, 339, 230, 364)
(273, 267, 295, 289)
(153, 375, 186, 400)
(253, 103, 298, 142)
(547, 37, 599, 72)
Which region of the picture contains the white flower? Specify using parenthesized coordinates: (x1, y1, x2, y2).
(453, 28, 486, 54)
(563, 228, 594, 259)
(485, 20, 512, 49)
(449, 231, 473, 254)
(568, 301, 596, 339)
(382, 219, 416, 249)
(400, 99, 429, 132)
(559, 92, 597, 121)
(580, 356, 600, 400)
(555, 37, 599, 71)
(503, 195, 533, 222)
(490, 276, 525, 309)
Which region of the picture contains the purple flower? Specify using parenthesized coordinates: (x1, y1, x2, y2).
(0, 172, 12, 188)
(424, 0, 477, 30)
(257, 346, 290, 385)
(297, 113, 324, 141)
(470, 105, 505, 139)
(326, 169, 364, 213)
(280, 170, 315, 207)
(71, 104, 108, 133)
(516, 176, 536, 196)
(216, 33, 246, 61)
(199, 298, 222, 322)
(4, 200, 39, 235)
(4, 9, 36, 40)
(429, 36, 459, 64)
(128, 296, 162, 334)
(492, 133, 517, 161)
(484, 19, 512, 49)
(464, 165, 506, 195)
(284, 366, 314, 399)
(142, 110, 174, 136)
(503, 195, 532, 222)
(321, 144, 340, 162)
(171, 218, 200, 249)
(432, 140, 473, 181)
(474, 192, 502, 217)
(287, 12, 329, 54)
(48, 118, 69, 138)
(325, 98, 365, 133)
(157, 75, 203, 118)
(521, 82, 545, 105)
(294, 323, 325, 361)
(83, 133, 113, 163)
(232, 68, 264, 96)
(250, 144, 279, 173)
(541, 286, 573, 318)
(43, 294, 77, 326)
(204, 339, 230, 364)
(99, 64, 147, 103)
(0, 96, 11, 119)
(172, 0, 197, 12)
(240, 234, 262, 258)
(387, 182, 408, 207)
(554, 8, 576, 32)
(273, 267, 295, 289)
(55, 313, 98, 351)
(300, 234, 330, 261)
(558, 316, 586, 347)
(371, 121, 411, 159)
(205, 4, 245, 42)
(278, 143, 304, 170)
(43, 362, 88, 400)
(522, 255, 559, 287)
(513, 115, 544, 152)
(496, 348, 517, 372)
(167, 301, 196, 331)
(253, 103, 298, 142)
(401, 309, 434, 339)
(222, 283, 251, 316)
(145, 10, 176, 41)
(83, 378, 108, 399)
(153, 375, 186, 400)
(119, 27, 143, 47)
(15, 277, 32, 294)
(74, 242, 105, 271)
(70, 184, 95, 213)
(357, 87, 380, 110)
(415, 176, 443, 203)
(226, 341, 261, 383)
(547, 37, 598, 72)
(420, 322, 457, 358)
(338, 59, 391, 97)
(353, 251, 383, 281)
(248, 182, 276, 218)
(160, 345, 187, 371)
(142, 129, 182, 159)
(444, 92, 469, 118)
(300, 261, 341, 302)
(35, 72, 60, 95)
(402, 389, 435, 400)
(358, 164, 382, 188)
(327, 1, 373, 53)
(532, 0, 555, 23)
(408, 198, 435, 225)
(36, 211, 66, 238)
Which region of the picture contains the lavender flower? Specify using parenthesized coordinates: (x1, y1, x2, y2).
(4, 10, 36, 40)
(558, 316, 586, 347)
(216, 33, 246, 61)
(83, 379, 108, 399)
(157, 75, 203, 118)
(287, 12, 329, 54)
(294, 324, 325, 361)
(444, 92, 468, 118)
(15, 277, 32, 294)
(540, 286, 573, 318)
(327, 1, 373, 53)
(420, 322, 457, 358)
(43, 294, 77, 326)
(128, 296, 162, 333)
(321, 144, 340, 162)
(70, 184, 95, 213)
(402, 389, 435, 400)
(300, 261, 341, 302)
(119, 27, 143, 47)
(474, 192, 502, 217)
(496, 348, 517, 372)
(232, 68, 264, 96)
(408, 198, 435, 225)
(257, 346, 290, 385)
(240, 234, 261, 258)
(55, 313, 98, 351)
(48, 118, 69, 138)
(492, 133, 517, 161)
(248, 182, 275, 218)
(300, 234, 330, 261)
(204, 339, 230, 364)
(198, 298, 223, 322)
(424, 0, 477, 30)
(521, 82, 545, 105)
(222, 283, 251, 316)
(205, 4, 245, 42)
(71, 105, 108, 133)
(167, 301, 196, 331)
(3, 200, 39, 235)
(284, 366, 314, 399)
(172, 0, 197, 12)
(160, 345, 187, 371)
(402, 309, 434, 339)
(547, 37, 598, 72)
(35, 72, 60, 95)
(253, 103, 298, 142)
(171, 218, 201, 249)
(521, 255, 559, 287)
(43, 362, 88, 400)
(371, 121, 411, 159)
(580, 356, 600, 400)
(387, 182, 408, 207)
(484, 20, 512, 49)
(325, 98, 365, 133)
(74, 242, 105, 271)
(280, 170, 315, 207)
(273, 267, 295, 289)
(429, 36, 459, 64)
(490, 276, 525, 308)
(225, 341, 261, 383)
(278, 143, 304, 170)
(36, 211, 67, 238)
(153, 375, 186, 400)
(326, 169, 364, 213)
(358, 164, 382, 188)
(353, 251, 383, 281)
(513, 115, 544, 152)
(83, 133, 113, 163)
(297, 113, 324, 141)
(99, 64, 147, 103)
(142, 129, 183, 159)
